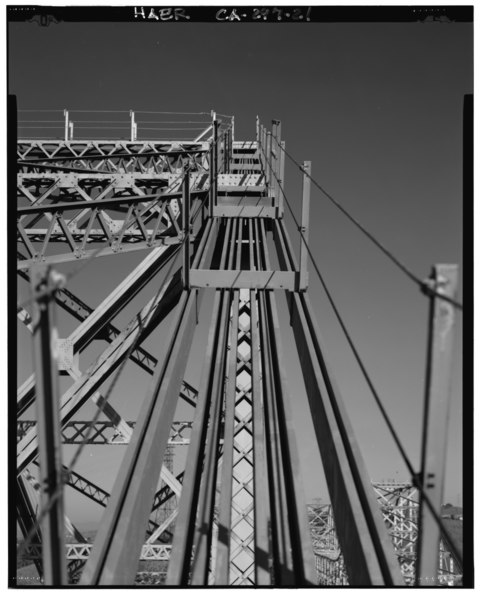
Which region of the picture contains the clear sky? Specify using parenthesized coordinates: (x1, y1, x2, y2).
(11, 6, 471, 527)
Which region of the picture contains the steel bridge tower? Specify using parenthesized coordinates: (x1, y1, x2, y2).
(15, 108, 458, 587)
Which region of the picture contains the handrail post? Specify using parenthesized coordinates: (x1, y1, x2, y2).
(279, 140, 286, 216)
(228, 128, 232, 172)
(209, 142, 214, 217)
(223, 130, 228, 173)
(416, 264, 458, 585)
(130, 110, 137, 142)
(299, 161, 311, 290)
(272, 119, 282, 210)
(69, 120, 74, 141)
(64, 110, 69, 142)
(213, 117, 218, 209)
(259, 124, 264, 172)
(30, 264, 67, 585)
(266, 131, 272, 193)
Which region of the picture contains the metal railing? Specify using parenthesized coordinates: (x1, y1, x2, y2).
(17, 109, 234, 142)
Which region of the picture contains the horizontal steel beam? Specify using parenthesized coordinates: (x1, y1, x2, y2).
(190, 269, 297, 290)
(212, 206, 276, 218)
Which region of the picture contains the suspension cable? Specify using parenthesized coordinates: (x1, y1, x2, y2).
(270, 136, 462, 311)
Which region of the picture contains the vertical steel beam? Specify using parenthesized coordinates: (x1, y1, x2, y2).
(299, 161, 311, 290)
(417, 264, 458, 585)
(30, 264, 67, 585)
(182, 167, 191, 289)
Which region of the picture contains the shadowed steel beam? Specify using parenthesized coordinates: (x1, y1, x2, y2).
(257, 220, 316, 584)
(273, 219, 404, 585)
(189, 221, 238, 585)
(167, 291, 229, 583)
(250, 290, 271, 585)
(261, 286, 318, 586)
(167, 221, 233, 585)
(214, 290, 240, 583)
(257, 220, 294, 584)
(80, 290, 200, 585)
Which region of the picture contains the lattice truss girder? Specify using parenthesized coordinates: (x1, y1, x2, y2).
(17, 140, 210, 174)
(17, 139, 212, 267)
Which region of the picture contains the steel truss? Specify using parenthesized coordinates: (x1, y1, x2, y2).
(17, 115, 411, 586)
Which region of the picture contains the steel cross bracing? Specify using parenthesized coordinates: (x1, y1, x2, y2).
(17, 115, 408, 586)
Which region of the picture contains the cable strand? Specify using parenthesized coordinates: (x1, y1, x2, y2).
(271, 137, 462, 311)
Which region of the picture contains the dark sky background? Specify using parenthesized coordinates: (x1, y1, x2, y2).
(11, 7, 471, 526)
